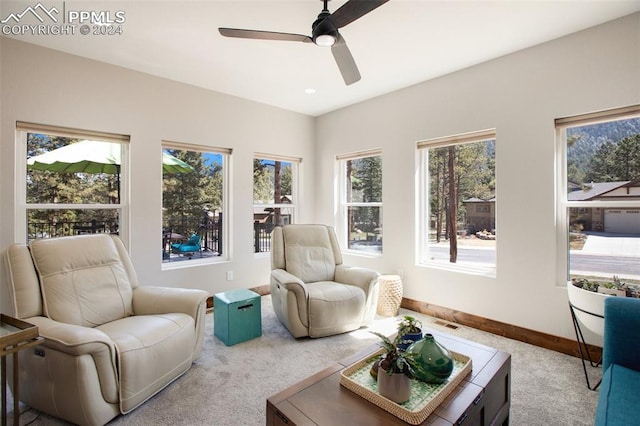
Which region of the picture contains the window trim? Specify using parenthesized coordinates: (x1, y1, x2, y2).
(336, 148, 383, 256)
(416, 129, 497, 277)
(161, 141, 232, 268)
(18, 124, 130, 246)
(555, 105, 640, 286)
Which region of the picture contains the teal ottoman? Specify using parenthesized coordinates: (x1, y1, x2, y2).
(214, 289, 262, 346)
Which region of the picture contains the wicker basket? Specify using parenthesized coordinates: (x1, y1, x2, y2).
(340, 348, 472, 425)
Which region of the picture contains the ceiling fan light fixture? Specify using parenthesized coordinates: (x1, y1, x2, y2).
(314, 34, 336, 47)
(218, 0, 391, 85)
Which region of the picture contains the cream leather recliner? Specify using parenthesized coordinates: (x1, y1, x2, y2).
(270, 224, 379, 338)
(3, 234, 209, 426)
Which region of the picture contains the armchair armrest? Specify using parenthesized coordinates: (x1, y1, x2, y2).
(272, 268, 307, 290)
(603, 297, 640, 371)
(24, 315, 119, 403)
(25, 316, 116, 356)
(271, 269, 309, 317)
(335, 265, 379, 294)
(133, 286, 209, 321)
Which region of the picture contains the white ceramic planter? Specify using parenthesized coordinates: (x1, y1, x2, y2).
(377, 366, 411, 404)
(567, 281, 608, 346)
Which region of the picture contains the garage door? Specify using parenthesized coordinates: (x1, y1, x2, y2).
(604, 209, 640, 233)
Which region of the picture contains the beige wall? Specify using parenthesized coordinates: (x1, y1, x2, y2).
(0, 37, 316, 309)
(315, 13, 640, 341)
(1, 12, 639, 341)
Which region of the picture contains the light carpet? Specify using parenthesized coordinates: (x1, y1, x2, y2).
(9, 295, 599, 425)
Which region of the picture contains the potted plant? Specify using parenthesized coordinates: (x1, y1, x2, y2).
(370, 331, 419, 404)
(397, 315, 423, 351)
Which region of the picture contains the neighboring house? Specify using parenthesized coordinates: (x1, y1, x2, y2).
(462, 197, 496, 234)
(253, 195, 292, 225)
(568, 179, 640, 233)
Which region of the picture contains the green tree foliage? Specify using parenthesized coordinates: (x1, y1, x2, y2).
(346, 156, 382, 234)
(26, 134, 119, 236)
(253, 159, 292, 203)
(163, 149, 223, 235)
(567, 118, 640, 184)
(253, 159, 271, 203)
(357, 156, 382, 203)
(578, 134, 640, 184)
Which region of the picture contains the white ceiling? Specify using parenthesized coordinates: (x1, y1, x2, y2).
(2, 0, 640, 116)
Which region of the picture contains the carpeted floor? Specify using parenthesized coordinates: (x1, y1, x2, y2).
(9, 295, 599, 425)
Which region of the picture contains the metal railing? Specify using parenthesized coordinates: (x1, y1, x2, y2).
(28, 215, 281, 257)
(254, 222, 274, 253)
(28, 219, 118, 242)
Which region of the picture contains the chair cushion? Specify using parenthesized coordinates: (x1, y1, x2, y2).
(595, 363, 640, 426)
(283, 226, 337, 283)
(307, 282, 365, 337)
(30, 235, 133, 327)
(97, 313, 195, 412)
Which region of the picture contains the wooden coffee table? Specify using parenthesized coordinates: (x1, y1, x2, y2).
(266, 330, 510, 426)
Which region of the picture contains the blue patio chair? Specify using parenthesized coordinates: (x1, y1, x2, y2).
(171, 233, 202, 258)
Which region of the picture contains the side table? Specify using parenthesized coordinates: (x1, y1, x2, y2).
(377, 274, 403, 317)
(214, 289, 262, 346)
(1, 314, 43, 426)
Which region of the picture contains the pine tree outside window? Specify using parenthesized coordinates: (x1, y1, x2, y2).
(337, 150, 383, 254)
(417, 130, 496, 276)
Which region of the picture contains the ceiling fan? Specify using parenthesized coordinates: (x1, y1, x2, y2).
(218, 0, 389, 85)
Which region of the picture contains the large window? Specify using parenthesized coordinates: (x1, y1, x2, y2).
(253, 153, 299, 253)
(337, 150, 382, 254)
(19, 122, 128, 244)
(417, 130, 496, 276)
(556, 106, 640, 286)
(162, 142, 230, 265)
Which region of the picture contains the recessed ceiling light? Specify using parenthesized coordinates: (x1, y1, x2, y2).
(304, 88, 316, 94)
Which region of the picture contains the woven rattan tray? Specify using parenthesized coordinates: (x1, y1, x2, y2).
(340, 348, 472, 425)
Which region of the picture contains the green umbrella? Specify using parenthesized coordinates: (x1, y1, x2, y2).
(27, 140, 194, 174)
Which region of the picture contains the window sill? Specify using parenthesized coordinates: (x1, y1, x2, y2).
(417, 260, 496, 278)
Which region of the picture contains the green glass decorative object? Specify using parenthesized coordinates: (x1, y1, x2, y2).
(407, 333, 454, 384)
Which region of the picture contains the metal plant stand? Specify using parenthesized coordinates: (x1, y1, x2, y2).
(569, 302, 602, 390)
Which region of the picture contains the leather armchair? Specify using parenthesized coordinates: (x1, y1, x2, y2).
(3, 234, 209, 426)
(270, 224, 379, 338)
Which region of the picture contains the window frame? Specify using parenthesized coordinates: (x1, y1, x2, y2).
(252, 152, 300, 255)
(336, 149, 383, 255)
(416, 129, 497, 277)
(555, 105, 640, 286)
(161, 140, 232, 268)
(17, 122, 130, 246)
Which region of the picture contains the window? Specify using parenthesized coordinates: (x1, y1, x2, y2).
(253, 153, 300, 253)
(19, 122, 128, 244)
(162, 142, 230, 265)
(337, 150, 383, 254)
(417, 130, 496, 275)
(556, 106, 640, 286)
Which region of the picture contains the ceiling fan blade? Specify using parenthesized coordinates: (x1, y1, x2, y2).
(331, 35, 361, 85)
(330, 0, 389, 29)
(219, 28, 312, 43)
